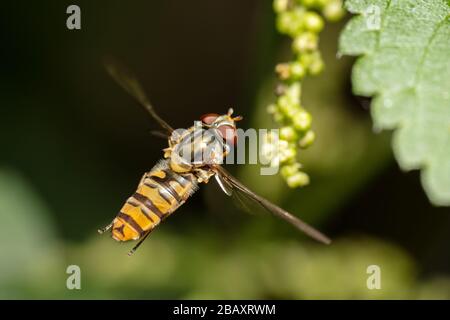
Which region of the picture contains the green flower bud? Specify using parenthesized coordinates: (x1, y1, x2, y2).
(289, 61, 306, 80)
(291, 7, 307, 28)
(273, 112, 285, 123)
(280, 162, 301, 178)
(308, 53, 324, 75)
(277, 95, 299, 116)
(286, 106, 300, 119)
(278, 138, 289, 150)
(273, 0, 289, 13)
(298, 0, 319, 8)
(286, 171, 310, 187)
(299, 130, 315, 148)
(298, 52, 314, 67)
(292, 111, 312, 131)
(277, 95, 290, 112)
(275, 63, 291, 80)
(276, 11, 294, 34)
(280, 126, 298, 141)
(276, 10, 304, 36)
(279, 145, 297, 163)
(285, 82, 302, 101)
(267, 103, 278, 114)
(292, 32, 318, 53)
(304, 12, 324, 33)
(323, 0, 345, 22)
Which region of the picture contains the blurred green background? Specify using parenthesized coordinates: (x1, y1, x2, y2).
(1, 0, 450, 299)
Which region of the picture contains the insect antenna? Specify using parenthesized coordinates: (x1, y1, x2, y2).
(150, 130, 168, 139)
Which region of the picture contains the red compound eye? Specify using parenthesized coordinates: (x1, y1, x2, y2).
(218, 125, 237, 146)
(200, 113, 219, 125)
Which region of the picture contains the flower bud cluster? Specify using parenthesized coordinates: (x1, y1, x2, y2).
(264, 0, 344, 187)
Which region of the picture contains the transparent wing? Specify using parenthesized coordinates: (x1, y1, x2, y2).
(214, 165, 331, 245)
(215, 173, 265, 216)
(104, 57, 174, 133)
(214, 173, 262, 215)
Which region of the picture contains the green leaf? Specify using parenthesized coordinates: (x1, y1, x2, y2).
(339, 0, 450, 206)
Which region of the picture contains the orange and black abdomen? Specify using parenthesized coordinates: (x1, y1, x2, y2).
(111, 160, 198, 241)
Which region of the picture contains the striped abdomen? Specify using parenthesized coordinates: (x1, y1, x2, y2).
(111, 160, 198, 241)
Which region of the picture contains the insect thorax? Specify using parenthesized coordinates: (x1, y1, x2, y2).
(166, 126, 227, 181)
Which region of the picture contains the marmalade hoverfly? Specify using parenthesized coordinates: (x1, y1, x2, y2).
(98, 59, 331, 255)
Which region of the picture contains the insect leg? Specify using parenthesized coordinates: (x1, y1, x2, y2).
(127, 229, 153, 256)
(98, 222, 113, 234)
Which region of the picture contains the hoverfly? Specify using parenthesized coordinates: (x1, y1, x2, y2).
(99, 59, 331, 255)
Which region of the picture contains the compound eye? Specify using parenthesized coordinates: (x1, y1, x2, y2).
(217, 125, 237, 146)
(200, 113, 219, 125)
